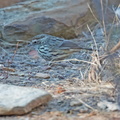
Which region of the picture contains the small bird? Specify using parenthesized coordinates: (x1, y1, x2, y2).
(30, 34, 93, 61)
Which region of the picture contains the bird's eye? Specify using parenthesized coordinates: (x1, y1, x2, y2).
(33, 40, 37, 44)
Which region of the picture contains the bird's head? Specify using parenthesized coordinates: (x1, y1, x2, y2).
(31, 39, 41, 50)
(29, 34, 48, 49)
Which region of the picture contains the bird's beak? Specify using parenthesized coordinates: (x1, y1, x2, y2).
(27, 41, 32, 47)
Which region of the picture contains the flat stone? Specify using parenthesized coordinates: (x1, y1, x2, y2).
(70, 100, 83, 106)
(9, 71, 26, 76)
(97, 100, 120, 111)
(0, 76, 4, 79)
(0, 84, 52, 115)
(35, 73, 50, 79)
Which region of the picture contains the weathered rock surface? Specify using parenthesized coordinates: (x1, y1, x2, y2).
(0, 84, 52, 115)
(0, 0, 26, 8)
(0, 0, 93, 43)
(0, 0, 119, 43)
(2, 16, 75, 43)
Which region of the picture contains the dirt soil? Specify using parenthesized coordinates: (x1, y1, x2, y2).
(0, 0, 27, 8)
(0, 35, 120, 120)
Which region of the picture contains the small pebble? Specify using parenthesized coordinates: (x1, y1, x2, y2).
(97, 100, 120, 111)
(0, 76, 4, 79)
(79, 107, 89, 113)
(0, 64, 4, 69)
(35, 73, 50, 79)
(70, 100, 82, 106)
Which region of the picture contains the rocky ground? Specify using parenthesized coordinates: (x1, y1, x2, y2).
(0, 0, 120, 119)
(0, 30, 120, 119)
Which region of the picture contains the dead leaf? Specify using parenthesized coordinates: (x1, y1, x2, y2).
(55, 86, 66, 94)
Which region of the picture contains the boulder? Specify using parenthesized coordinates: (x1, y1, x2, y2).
(0, 0, 119, 43)
(2, 16, 76, 43)
(0, 0, 93, 43)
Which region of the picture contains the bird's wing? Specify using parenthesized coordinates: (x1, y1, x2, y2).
(59, 40, 81, 49)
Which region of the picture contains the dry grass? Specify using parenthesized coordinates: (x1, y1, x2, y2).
(86, 1, 120, 84)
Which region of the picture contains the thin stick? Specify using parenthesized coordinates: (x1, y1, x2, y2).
(87, 25, 98, 52)
(53, 58, 96, 65)
(87, 3, 101, 24)
(78, 99, 97, 111)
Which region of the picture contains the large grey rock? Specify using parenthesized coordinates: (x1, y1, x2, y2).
(0, 0, 93, 43)
(2, 16, 75, 43)
(0, 84, 52, 115)
(0, 0, 92, 26)
(0, 0, 119, 43)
